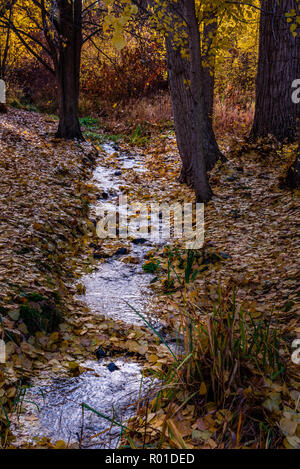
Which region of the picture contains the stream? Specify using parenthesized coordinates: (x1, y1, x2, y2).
(11, 142, 165, 448)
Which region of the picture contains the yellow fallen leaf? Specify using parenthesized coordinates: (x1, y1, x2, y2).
(199, 382, 207, 395)
(55, 440, 67, 449)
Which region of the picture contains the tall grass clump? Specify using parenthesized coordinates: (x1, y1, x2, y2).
(125, 250, 285, 449)
(177, 288, 283, 407)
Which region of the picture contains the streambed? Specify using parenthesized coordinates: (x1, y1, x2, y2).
(11, 143, 165, 448)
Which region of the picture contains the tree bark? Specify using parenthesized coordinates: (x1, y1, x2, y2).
(251, 0, 300, 142)
(166, 37, 194, 185)
(55, 0, 83, 140)
(184, 0, 213, 202)
(0, 2, 12, 113)
(202, 63, 214, 123)
(165, 5, 221, 187)
(202, 18, 217, 122)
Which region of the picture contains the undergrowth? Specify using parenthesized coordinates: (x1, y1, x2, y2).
(122, 250, 287, 449)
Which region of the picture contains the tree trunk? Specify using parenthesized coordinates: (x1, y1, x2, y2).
(166, 10, 221, 186)
(0, 3, 12, 114)
(202, 63, 214, 123)
(184, 0, 213, 202)
(251, 0, 300, 141)
(202, 18, 217, 122)
(55, 0, 83, 140)
(286, 118, 300, 187)
(166, 37, 194, 185)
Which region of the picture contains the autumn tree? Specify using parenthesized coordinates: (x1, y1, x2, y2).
(133, 1, 256, 200)
(0, 0, 106, 139)
(165, 2, 222, 187)
(132, 0, 221, 200)
(183, 0, 214, 201)
(251, 0, 300, 141)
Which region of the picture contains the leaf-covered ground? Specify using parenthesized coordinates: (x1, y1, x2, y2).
(0, 110, 171, 448)
(0, 109, 98, 442)
(0, 109, 96, 315)
(0, 109, 299, 449)
(117, 132, 300, 449)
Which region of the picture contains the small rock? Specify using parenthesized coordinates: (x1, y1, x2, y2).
(115, 247, 128, 255)
(97, 192, 109, 200)
(108, 362, 119, 372)
(132, 238, 147, 245)
(114, 170, 122, 176)
(95, 347, 107, 360)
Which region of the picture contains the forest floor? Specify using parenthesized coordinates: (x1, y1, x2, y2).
(0, 108, 299, 449)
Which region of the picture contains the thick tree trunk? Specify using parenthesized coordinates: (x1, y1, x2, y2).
(166, 12, 221, 186)
(251, 0, 300, 141)
(166, 38, 194, 185)
(55, 0, 83, 140)
(184, 0, 213, 202)
(166, 42, 221, 182)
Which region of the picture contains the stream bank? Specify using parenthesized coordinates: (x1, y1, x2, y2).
(9, 139, 173, 448)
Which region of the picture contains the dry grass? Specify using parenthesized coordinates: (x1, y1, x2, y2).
(97, 91, 173, 134)
(97, 91, 255, 138)
(121, 92, 173, 126)
(213, 97, 255, 138)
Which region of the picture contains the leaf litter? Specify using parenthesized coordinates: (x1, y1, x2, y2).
(0, 109, 299, 448)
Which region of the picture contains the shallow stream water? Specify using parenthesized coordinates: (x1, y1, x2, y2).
(11, 143, 163, 448)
